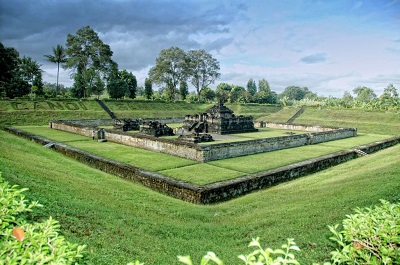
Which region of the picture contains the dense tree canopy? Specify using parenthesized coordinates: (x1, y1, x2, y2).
(280, 86, 316, 101)
(215, 82, 232, 103)
(353, 86, 377, 103)
(0, 42, 42, 99)
(186, 49, 220, 101)
(144, 78, 153, 100)
(148, 47, 186, 101)
(119, 70, 137, 99)
(65, 26, 116, 98)
(246, 78, 257, 97)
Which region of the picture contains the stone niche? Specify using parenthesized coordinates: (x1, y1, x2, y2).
(183, 101, 258, 134)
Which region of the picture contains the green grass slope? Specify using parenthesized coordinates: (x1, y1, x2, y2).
(1, 101, 399, 264)
(0, 100, 110, 126)
(0, 99, 282, 126)
(0, 129, 399, 264)
(15, 125, 390, 185)
(262, 107, 400, 135)
(259, 107, 301, 122)
(294, 108, 400, 135)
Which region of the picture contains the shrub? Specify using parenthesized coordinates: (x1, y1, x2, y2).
(329, 199, 400, 264)
(0, 173, 86, 264)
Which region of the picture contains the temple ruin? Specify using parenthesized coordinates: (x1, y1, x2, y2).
(183, 101, 258, 134)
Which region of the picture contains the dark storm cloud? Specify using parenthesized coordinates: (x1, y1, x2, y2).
(0, 0, 247, 70)
(299, 53, 327, 64)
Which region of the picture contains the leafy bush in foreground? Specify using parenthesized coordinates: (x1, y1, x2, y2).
(0, 173, 86, 264)
(329, 199, 400, 264)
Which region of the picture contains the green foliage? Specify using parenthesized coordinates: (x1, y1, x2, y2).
(65, 26, 116, 99)
(148, 46, 187, 101)
(353, 86, 377, 103)
(120, 70, 137, 99)
(0, 173, 86, 264)
(0, 176, 40, 230)
(279, 86, 316, 101)
(137, 238, 301, 265)
(329, 200, 400, 264)
(186, 49, 220, 101)
(246, 78, 257, 97)
(108, 79, 127, 99)
(144, 78, 153, 100)
(180, 81, 189, 100)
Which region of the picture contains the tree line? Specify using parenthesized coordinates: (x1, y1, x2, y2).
(1, 25, 398, 110)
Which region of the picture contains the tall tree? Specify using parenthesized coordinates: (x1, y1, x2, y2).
(256, 79, 272, 103)
(64, 26, 116, 98)
(280, 86, 312, 101)
(215, 82, 232, 103)
(0, 42, 29, 98)
(186, 49, 220, 101)
(148, 47, 186, 101)
(246, 78, 257, 97)
(230, 85, 247, 103)
(44, 44, 67, 94)
(19, 56, 42, 97)
(179, 81, 189, 101)
(379, 83, 398, 109)
(200, 87, 216, 102)
(353, 86, 376, 103)
(258, 79, 271, 94)
(0, 42, 19, 85)
(144, 77, 153, 100)
(119, 70, 137, 99)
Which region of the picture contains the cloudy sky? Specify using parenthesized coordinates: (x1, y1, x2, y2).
(1, 0, 399, 97)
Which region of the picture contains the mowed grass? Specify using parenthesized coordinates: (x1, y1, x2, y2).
(294, 108, 400, 135)
(260, 107, 301, 122)
(2, 103, 400, 264)
(15, 126, 197, 172)
(15, 126, 391, 185)
(1, 129, 399, 264)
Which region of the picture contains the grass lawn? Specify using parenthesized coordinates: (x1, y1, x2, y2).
(0, 129, 399, 264)
(1, 103, 399, 264)
(14, 126, 392, 185)
(295, 108, 400, 135)
(15, 126, 197, 172)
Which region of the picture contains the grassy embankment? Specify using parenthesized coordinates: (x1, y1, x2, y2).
(15, 125, 391, 185)
(1, 101, 399, 264)
(0, 99, 281, 126)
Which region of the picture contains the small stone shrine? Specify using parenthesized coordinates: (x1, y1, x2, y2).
(140, 121, 174, 137)
(114, 118, 141, 131)
(183, 101, 258, 134)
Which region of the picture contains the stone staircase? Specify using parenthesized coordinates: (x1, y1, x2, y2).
(287, 107, 305, 123)
(96, 99, 117, 119)
(353, 148, 368, 156)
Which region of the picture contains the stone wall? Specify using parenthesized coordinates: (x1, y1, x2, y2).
(5, 126, 400, 204)
(255, 121, 353, 132)
(50, 120, 357, 162)
(202, 134, 309, 161)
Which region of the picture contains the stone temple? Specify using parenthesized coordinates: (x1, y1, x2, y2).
(183, 101, 258, 134)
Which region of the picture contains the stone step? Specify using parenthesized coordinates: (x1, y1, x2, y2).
(354, 148, 368, 156)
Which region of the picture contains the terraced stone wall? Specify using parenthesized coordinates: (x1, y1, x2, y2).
(5, 126, 400, 204)
(50, 119, 357, 162)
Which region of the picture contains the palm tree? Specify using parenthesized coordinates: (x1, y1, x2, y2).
(44, 44, 67, 94)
